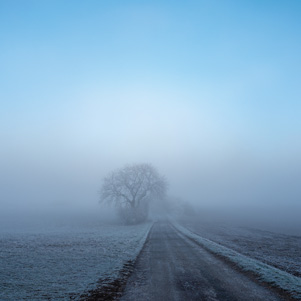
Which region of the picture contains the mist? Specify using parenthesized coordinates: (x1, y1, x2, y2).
(1, 2, 301, 300)
(1, 86, 300, 233)
(1, 1, 300, 234)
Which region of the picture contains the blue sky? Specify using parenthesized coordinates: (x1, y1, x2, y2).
(0, 1, 300, 213)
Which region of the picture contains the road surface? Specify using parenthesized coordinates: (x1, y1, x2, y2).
(121, 221, 290, 301)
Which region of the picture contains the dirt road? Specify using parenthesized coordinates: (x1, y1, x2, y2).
(121, 221, 289, 301)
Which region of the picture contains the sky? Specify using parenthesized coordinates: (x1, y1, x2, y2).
(0, 1, 300, 219)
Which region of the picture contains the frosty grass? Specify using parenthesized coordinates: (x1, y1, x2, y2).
(0, 222, 152, 300)
(173, 222, 301, 299)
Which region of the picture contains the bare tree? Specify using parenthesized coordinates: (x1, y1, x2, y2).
(100, 163, 167, 223)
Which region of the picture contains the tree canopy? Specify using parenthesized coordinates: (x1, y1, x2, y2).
(100, 163, 167, 223)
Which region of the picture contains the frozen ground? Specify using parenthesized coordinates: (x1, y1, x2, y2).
(0, 221, 152, 300)
(178, 218, 301, 278)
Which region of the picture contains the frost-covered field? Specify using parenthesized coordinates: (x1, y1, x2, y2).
(175, 219, 301, 298)
(179, 219, 301, 278)
(0, 222, 152, 300)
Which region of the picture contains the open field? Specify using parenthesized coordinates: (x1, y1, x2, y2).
(179, 218, 301, 278)
(0, 222, 152, 300)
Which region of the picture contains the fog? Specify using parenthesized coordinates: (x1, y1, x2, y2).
(1, 1, 300, 233)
